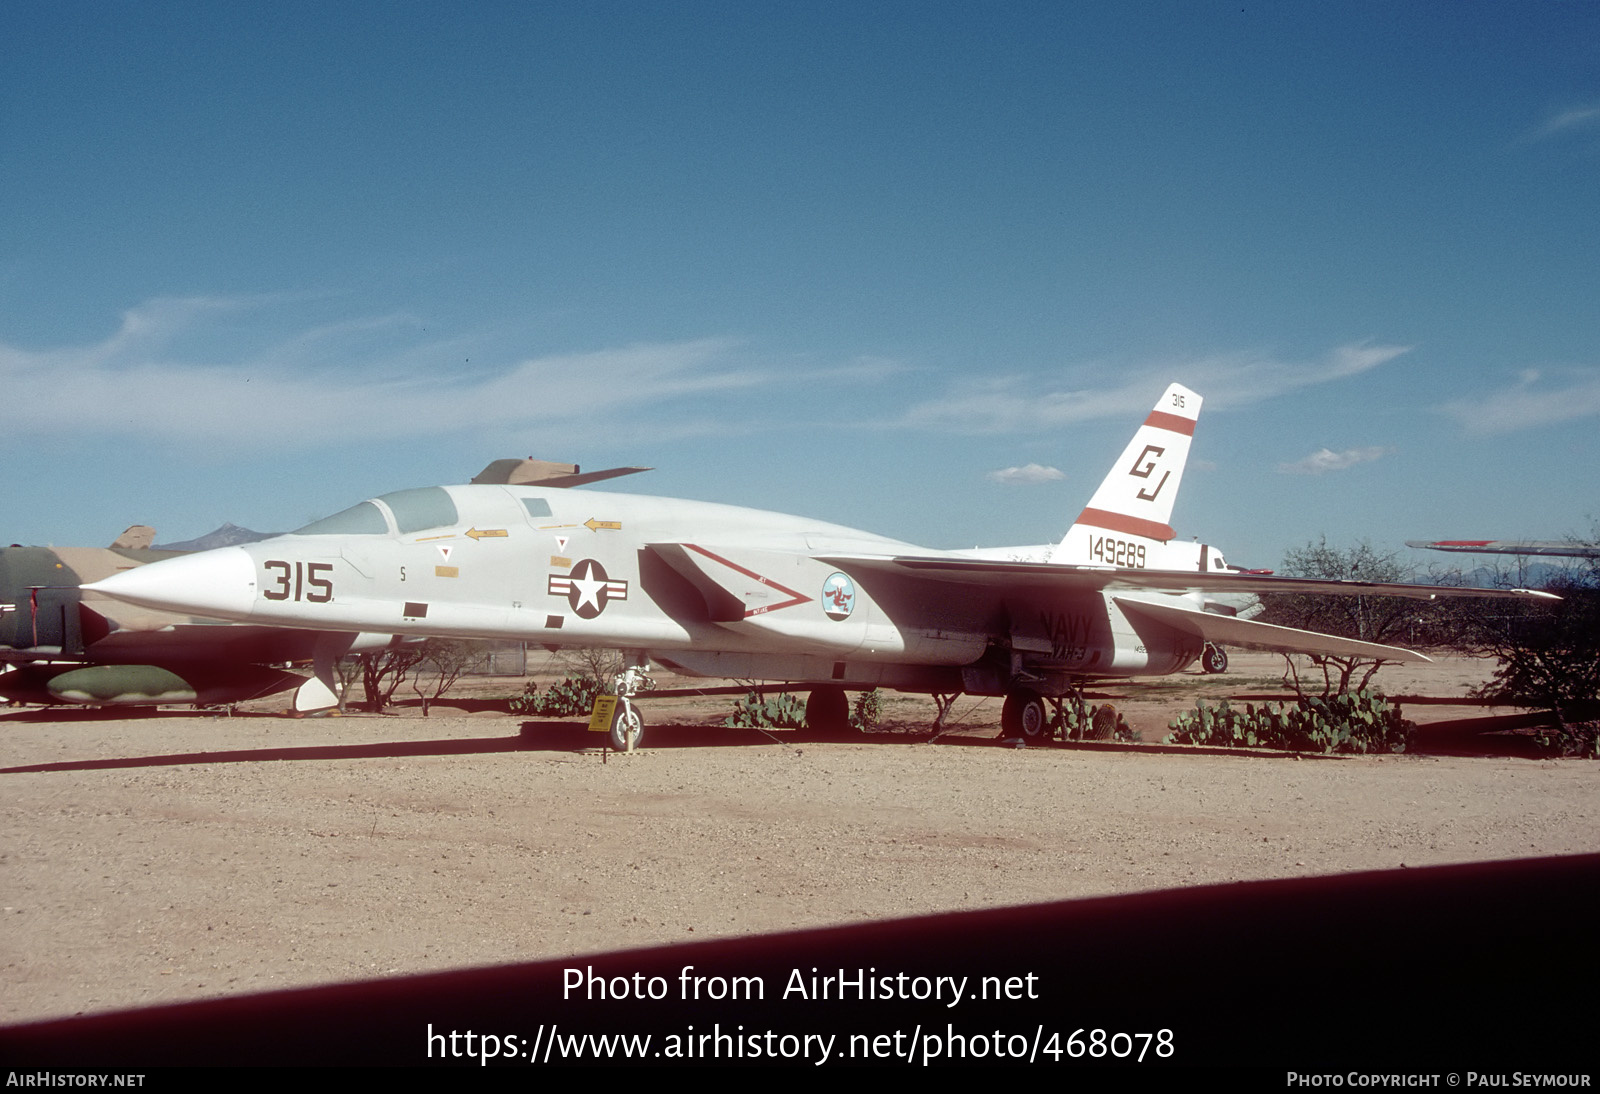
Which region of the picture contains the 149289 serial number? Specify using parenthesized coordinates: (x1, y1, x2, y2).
(1089, 536, 1146, 568)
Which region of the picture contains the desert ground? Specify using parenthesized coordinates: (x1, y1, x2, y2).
(2, 651, 1595, 1028)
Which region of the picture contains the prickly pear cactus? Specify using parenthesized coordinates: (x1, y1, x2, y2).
(1165, 689, 1411, 753)
(509, 676, 601, 716)
(725, 691, 808, 729)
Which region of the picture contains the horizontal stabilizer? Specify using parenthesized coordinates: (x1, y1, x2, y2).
(471, 458, 653, 488)
(1113, 596, 1430, 663)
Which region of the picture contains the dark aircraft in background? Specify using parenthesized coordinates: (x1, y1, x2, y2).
(0, 526, 382, 710)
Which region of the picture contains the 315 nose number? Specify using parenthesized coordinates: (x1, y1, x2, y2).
(262, 560, 334, 602)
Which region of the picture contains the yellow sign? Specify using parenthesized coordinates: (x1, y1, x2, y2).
(588, 695, 618, 732)
(584, 518, 621, 532)
(550, 556, 571, 568)
(435, 565, 459, 578)
(466, 527, 508, 540)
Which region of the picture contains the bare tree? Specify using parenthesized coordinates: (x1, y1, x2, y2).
(553, 646, 624, 689)
(408, 639, 483, 716)
(1258, 537, 1442, 696)
(354, 645, 427, 713)
(332, 656, 363, 713)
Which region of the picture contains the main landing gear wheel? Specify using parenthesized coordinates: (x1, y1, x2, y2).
(805, 685, 851, 735)
(1001, 688, 1050, 742)
(1202, 644, 1229, 675)
(610, 700, 645, 751)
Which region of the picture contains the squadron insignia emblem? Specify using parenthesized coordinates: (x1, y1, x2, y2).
(821, 572, 855, 621)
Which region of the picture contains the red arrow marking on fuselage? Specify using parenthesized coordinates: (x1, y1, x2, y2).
(684, 544, 812, 617)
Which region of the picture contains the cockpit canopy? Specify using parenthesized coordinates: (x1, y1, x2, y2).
(290, 487, 460, 537)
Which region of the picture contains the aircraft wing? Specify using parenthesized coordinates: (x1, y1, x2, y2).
(1407, 539, 1600, 559)
(817, 554, 1559, 601)
(1112, 596, 1429, 663)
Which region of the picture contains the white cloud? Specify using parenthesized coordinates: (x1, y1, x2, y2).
(805, 355, 913, 383)
(0, 296, 767, 449)
(899, 342, 1409, 434)
(1529, 104, 1600, 142)
(1277, 446, 1391, 475)
(1438, 368, 1600, 434)
(987, 463, 1066, 485)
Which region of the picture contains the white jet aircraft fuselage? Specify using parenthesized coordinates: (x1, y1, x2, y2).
(88, 384, 1551, 744)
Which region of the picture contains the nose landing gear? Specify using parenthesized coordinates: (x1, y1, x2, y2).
(604, 656, 654, 751)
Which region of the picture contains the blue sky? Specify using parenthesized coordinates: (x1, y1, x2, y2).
(4, 1, 1597, 570)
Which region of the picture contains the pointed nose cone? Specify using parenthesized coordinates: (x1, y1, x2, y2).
(85, 547, 257, 620)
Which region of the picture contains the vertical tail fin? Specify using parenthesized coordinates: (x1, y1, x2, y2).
(1051, 383, 1201, 565)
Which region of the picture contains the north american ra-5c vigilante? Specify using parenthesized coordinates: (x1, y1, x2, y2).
(87, 383, 1550, 747)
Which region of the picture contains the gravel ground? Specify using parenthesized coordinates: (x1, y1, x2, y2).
(3, 652, 1595, 1026)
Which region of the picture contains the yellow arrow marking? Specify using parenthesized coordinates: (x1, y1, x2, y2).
(584, 518, 622, 532)
(466, 527, 508, 540)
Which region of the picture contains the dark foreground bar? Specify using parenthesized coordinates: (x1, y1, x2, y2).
(4, 854, 1596, 1071)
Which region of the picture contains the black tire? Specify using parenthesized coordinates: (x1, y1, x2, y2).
(1202, 644, 1229, 675)
(805, 685, 851, 734)
(1001, 688, 1049, 741)
(610, 701, 645, 750)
